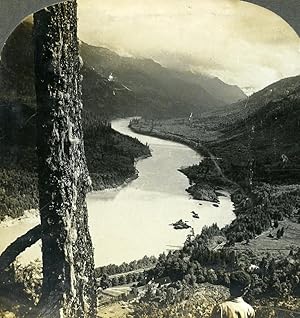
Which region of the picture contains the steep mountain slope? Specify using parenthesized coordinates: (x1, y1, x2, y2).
(81, 44, 221, 117)
(211, 98, 300, 185)
(0, 21, 246, 119)
(205, 75, 300, 126)
(80, 43, 246, 117)
(185, 74, 300, 184)
(213, 76, 300, 158)
(170, 69, 246, 105)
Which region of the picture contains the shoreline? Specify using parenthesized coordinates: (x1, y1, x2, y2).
(0, 120, 235, 267)
(0, 172, 141, 226)
(129, 123, 235, 203)
(88, 153, 152, 196)
(0, 209, 39, 228)
(129, 124, 206, 155)
(129, 120, 300, 251)
(0, 152, 152, 225)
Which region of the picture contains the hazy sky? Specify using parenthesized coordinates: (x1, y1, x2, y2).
(78, 0, 300, 94)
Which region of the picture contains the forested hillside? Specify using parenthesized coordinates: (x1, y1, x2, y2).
(0, 21, 150, 220)
(208, 75, 300, 185)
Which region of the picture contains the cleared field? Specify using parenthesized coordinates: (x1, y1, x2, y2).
(100, 285, 132, 298)
(97, 302, 132, 318)
(234, 219, 300, 258)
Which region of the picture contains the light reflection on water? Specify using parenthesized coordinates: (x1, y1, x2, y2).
(0, 118, 235, 267)
(88, 118, 234, 266)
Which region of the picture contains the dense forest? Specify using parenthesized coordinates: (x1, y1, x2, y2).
(94, 222, 300, 300)
(181, 160, 300, 244)
(0, 106, 150, 220)
(145, 224, 300, 300)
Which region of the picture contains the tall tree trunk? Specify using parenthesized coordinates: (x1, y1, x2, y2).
(33, 1, 96, 317)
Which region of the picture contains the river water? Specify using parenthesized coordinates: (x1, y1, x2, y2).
(0, 118, 235, 267)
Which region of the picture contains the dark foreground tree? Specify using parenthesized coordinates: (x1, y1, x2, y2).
(33, 1, 96, 317)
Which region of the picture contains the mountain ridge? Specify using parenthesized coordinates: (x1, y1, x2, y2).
(0, 21, 246, 119)
(80, 41, 246, 117)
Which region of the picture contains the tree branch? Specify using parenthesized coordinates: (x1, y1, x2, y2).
(0, 225, 41, 273)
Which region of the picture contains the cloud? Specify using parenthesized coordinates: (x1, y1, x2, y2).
(77, 0, 300, 94)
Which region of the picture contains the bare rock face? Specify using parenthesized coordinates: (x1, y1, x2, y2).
(33, 1, 96, 317)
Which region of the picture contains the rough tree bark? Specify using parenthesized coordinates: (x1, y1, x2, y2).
(33, 1, 96, 317)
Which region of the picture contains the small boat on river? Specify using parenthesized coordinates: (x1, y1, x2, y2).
(191, 211, 199, 219)
(171, 219, 191, 230)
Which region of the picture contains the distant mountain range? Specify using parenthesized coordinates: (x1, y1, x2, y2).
(210, 75, 300, 120)
(80, 42, 246, 117)
(0, 21, 246, 119)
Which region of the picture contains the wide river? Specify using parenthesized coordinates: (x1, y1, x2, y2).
(0, 118, 235, 267)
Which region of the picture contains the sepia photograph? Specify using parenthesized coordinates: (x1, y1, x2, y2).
(0, 0, 299, 317)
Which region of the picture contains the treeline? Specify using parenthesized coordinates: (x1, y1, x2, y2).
(97, 271, 147, 289)
(225, 183, 300, 244)
(0, 169, 38, 220)
(95, 255, 157, 277)
(96, 255, 157, 289)
(147, 224, 237, 287)
(144, 224, 300, 303)
(179, 155, 300, 244)
(0, 115, 39, 219)
(179, 160, 299, 244)
(83, 111, 150, 190)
